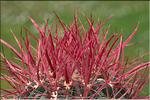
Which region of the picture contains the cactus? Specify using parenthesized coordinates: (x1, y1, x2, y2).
(0, 13, 149, 99)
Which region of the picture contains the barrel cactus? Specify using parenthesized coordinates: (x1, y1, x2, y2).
(0, 13, 149, 99)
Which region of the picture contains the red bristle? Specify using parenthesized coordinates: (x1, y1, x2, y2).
(29, 17, 45, 38)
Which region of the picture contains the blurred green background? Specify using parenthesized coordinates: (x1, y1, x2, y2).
(1, 1, 149, 96)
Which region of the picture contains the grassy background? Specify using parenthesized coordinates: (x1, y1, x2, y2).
(1, 1, 149, 96)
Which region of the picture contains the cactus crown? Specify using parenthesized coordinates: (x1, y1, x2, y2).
(0, 14, 149, 99)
